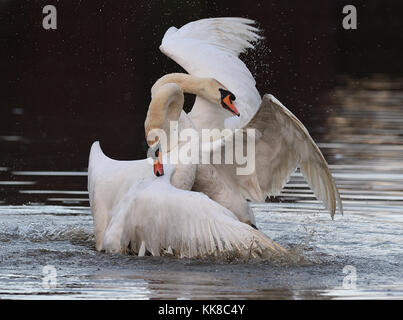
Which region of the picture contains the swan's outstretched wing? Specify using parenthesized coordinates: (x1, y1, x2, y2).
(160, 18, 262, 129)
(101, 174, 287, 259)
(246, 94, 343, 218)
(88, 141, 155, 250)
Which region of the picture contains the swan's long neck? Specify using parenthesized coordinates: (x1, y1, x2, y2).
(145, 83, 197, 190)
(151, 73, 229, 129)
(145, 83, 184, 146)
(151, 73, 205, 98)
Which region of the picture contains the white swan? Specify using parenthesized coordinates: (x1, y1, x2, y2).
(88, 83, 286, 258)
(157, 18, 343, 224)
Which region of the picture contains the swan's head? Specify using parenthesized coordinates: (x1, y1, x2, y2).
(219, 88, 239, 117)
(203, 79, 240, 117)
(147, 140, 164, 177)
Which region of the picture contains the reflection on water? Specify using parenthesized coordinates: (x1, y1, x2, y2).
(1, 75, 403, 299)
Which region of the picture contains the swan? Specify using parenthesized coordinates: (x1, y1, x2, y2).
(156, 17, 343, 225)
(88, 82, 287, 259)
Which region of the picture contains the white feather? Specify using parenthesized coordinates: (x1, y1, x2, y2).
(160, 17, 262, 129)
(88, 142, 286, 258)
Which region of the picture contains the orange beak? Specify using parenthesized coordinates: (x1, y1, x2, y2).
(221, 92, 240, 117)
(218, 88, 240, 117)
(153, 151, 164, 177)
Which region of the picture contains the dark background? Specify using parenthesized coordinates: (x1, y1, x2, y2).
(1, 0, 402, 170)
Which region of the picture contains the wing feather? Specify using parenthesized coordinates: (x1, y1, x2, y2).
(101, 179, 287, 259)
(159, 18, 262, 128)
(161, 17, 261, 57)
(247, 94, 343, 218)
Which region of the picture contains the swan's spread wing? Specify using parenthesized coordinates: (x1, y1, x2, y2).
(161, 17, 260, 56)
(88, 141, 155, 250)
(245, 94, 343, 218)
(102, 179, 286, 259)
(160, 18, 262, 128)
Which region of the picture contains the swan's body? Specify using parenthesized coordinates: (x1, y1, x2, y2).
(157, 18, 343, 224)
(88, 17, 343, 259)
(88, 83, 286, 258)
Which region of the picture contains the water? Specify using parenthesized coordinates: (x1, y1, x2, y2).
(1, 75, 403, 299)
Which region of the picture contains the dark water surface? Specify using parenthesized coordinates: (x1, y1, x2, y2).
(1, 76, 403, 299)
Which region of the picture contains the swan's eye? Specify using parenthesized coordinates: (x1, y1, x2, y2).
(219, 89, 235, 101)
(219, 89, 240, 117)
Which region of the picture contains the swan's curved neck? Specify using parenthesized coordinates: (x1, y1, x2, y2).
(151, 73, 205, 98)
(145, 83, 184, 146)
(151, 73, 230, 129)
(145, 82, 197, 190)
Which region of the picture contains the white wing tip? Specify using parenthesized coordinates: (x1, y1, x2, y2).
(160, 17, 262, 57)
(161, 26, 178, 42)
(88, 141, 109, 166)
(90, 141, 101, 154)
